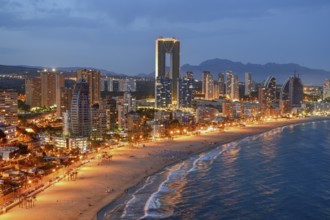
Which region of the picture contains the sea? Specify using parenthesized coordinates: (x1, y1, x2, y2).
(98, 119, 330, 219)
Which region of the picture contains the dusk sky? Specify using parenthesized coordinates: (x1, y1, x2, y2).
(0, 0, 329, 74)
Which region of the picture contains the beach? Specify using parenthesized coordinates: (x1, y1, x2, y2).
(1, 117, 327, 220)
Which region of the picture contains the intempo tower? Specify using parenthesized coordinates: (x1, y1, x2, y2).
(155, 37, 180, 108)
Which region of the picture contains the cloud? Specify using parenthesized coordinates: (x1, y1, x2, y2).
(0, 0, 329, 73)
(73, 0, 330, 26)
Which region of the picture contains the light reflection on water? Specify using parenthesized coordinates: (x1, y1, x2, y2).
(103, 120, 330, 219)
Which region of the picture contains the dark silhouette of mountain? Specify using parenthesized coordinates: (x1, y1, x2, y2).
(0, 64, 41, 76)
(0, 65, 126, 77)
(180, 58, 330, 85)
(55, 67, 124, 76)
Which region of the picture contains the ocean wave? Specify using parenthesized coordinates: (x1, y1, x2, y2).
(121, 175, 157, 219)
(100, 119, 330, 219)
(140, 163, 190, 219)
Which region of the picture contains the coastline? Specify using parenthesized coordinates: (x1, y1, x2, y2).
(1, 117, 328, 220)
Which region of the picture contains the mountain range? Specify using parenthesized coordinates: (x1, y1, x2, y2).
(1, 59, 329, 85)
(180, 59, 330, 85)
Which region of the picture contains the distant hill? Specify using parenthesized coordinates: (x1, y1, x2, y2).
(0, 64, 41, 76)
(2, 60, 329, 85)
(55, 67, 124, 76)
(0, 65, 125, 77)
(180, 58, 330, 85)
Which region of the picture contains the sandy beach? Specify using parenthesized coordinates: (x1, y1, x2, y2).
(1, 117, 328, 220)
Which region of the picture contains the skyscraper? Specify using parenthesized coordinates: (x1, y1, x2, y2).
(155, 76, 172, 108)
(323, 79, 330, 100)
(205, 73, 214, 100)
(25, 77, 41, 107)
(245, 72, 252, 96)
(41, 72, 64, 108)
(213, 82, 219, 99)
(118, 78, 136, 92)
(103, 96, 118, 131)
(76, 69, 101, 105)
(70, 79, 91, 137)
(91, 103, 107, 141)
(280, 74, 304, 114)
(202, 71, 211, 95)
(0, 90, 18, 125)
(155, 37, 180, 104)
(218, 73, 225, 97)
(123, 92, 136, 114)
(107, 76, 113, 92)
(264, 76, 277, 104)
(57, 87, 73, 118)
(226, 71, 239, 101)
(178, 72, 195, 108)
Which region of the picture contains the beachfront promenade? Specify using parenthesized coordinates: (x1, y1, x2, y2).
(1, 117, 327, 220)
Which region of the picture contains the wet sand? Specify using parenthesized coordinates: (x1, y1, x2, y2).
(1, 117, 327, 220)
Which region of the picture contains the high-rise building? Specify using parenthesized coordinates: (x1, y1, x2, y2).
(41, 72, 64, 108)
(205, 73, 214, 100)
(107, 77, 113, 92)
(91, 103, 107, 141)
(117, 102, 125, 128)
(76, 69, 101, 105)
(280, 74, 304, 114)
(214, 82, 219, 99)
(103, 96, 117, 131)
(155, 37, 180, 105)
(226, 71, 239, 101)
(264, 76, 277, 104)
(101, 77, 106, 92)
(57, 87, 73, 118)
(259, 76, 277, 111)
(123, 92, 136, 114)
(70, 79, 91, 137)
(62, 110, 70, 136)
(118, 78, 136, 92)
(202, 71, 211, 95)
(323, 79, 330, 100)
(155, 76, 172, 108)
(0, 90, 18, 125)
(25, 77, 41, 107)
(245, 72, 252, 96)
(101, 76, 114, 92)
(178, 72, 195, 108)
(218, 73, 225, 97)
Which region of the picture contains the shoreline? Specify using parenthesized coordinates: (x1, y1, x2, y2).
(1, 117, 329, 220)
(97, 116, 330, 219)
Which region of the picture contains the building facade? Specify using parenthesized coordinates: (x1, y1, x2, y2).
(218, 73, 225, 97)
(0, 90, 18, 125)
(245, 72, 252, 96)
(91, 103, 107, 141)
(226, 71, 239, 101)
(155, 76, 172, 108)
(25, 77, 41, 107)
(57, 87, 73, 118)
(40, 72, 64, 108)
(178, 72, 195, 108)
(204, 72, 214, 100)
(323, 79, 330, 100)
(280, 74, 304, 114)
(103, 96, 118, 131)
(70, 79, 91, 137)
(155, 37, 180, 105)
(76, 69, 101, 105)
(196, 107, 218, 123)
